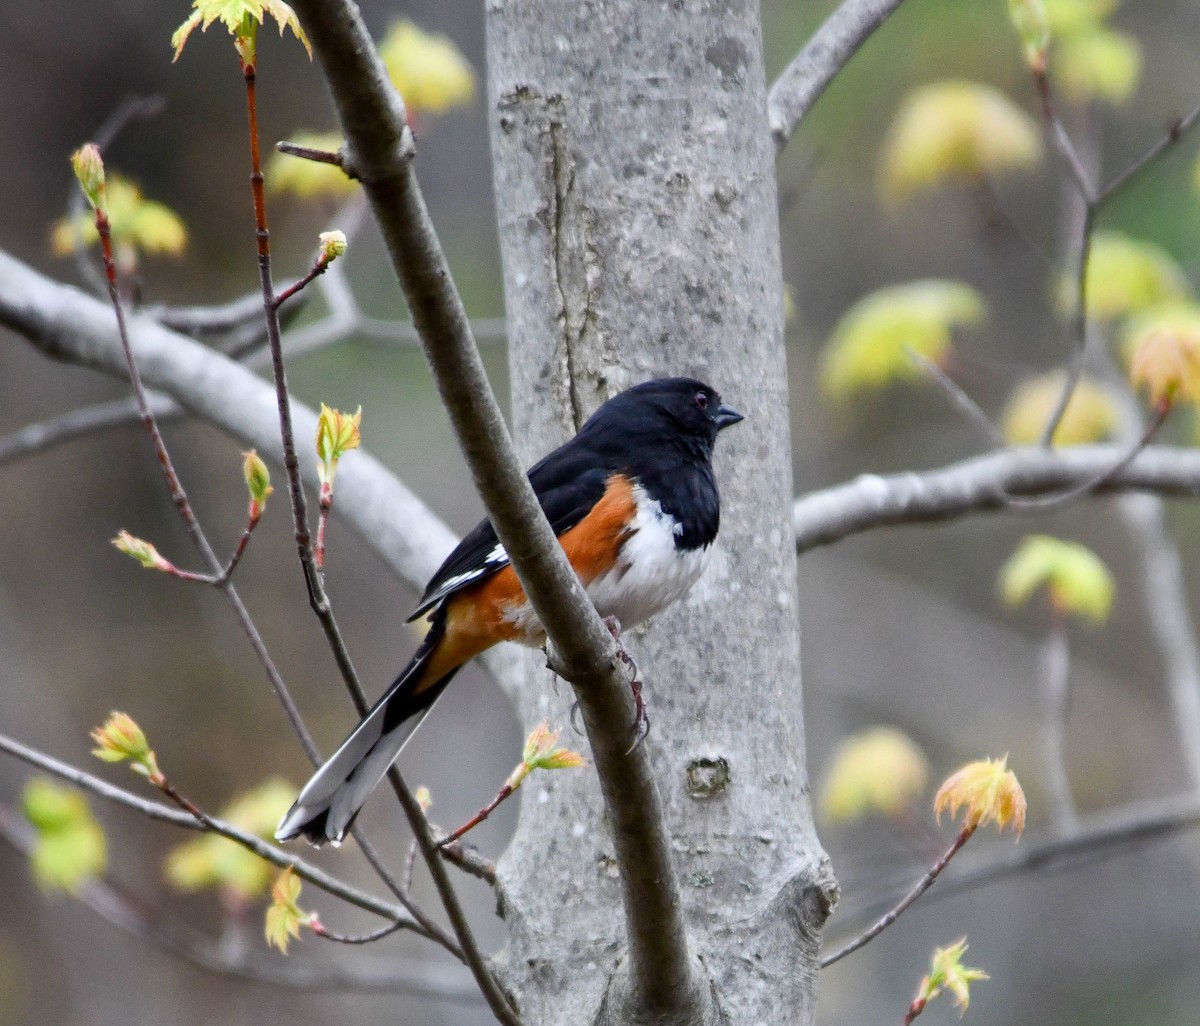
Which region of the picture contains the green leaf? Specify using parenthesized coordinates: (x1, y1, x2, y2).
(379, 19, 476, 116)
(52, 174, 186, 264)
(999, 535, 1115, 623)
(1043, 0, 1117, 36)
(1001, 371, 1118, 445)
(23, 779, 107, 894)
(879, 81, 1042, 201)
(820, 726, 929, 822)
(164, 778, 295, 901)
(820, 280, 986, 397)
(1072, 231, 1191, 321)
(264, 867, 308, 953)
(172, 0, 310, 61)
(1056, 29, 1141, 104)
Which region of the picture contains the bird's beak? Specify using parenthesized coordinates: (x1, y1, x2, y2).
(713, 403, 744, 430)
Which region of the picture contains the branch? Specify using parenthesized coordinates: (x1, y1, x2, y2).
(0, 730, 425, 934)
(0, 247, 458, 600)
(287, 2, 709, 1021)
(767, 0, 908, 150)
(826, 794, 1200, 945)
(1116, 493, 1200, 788)
(792, 445, 1200, 554)
(0, 806, 480, 1000)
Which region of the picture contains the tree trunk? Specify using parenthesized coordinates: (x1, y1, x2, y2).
(486, 1, 835, 1021)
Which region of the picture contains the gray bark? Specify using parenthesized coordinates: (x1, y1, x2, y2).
(486, 2, 832, 1022)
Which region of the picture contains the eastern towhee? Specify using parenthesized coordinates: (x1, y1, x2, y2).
(277, 377, 743, 845)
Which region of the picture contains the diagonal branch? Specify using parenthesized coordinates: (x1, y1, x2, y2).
(767, 0, 909, 150)
(826, 794, 1200, 945)
(0, 730, 428, 935)
(0, 805, 481, 999)
(0, 248, 457, 598)
(286, 1, 709, 1021)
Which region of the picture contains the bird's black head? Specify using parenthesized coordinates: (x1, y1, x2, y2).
(582, 377, 743, 458)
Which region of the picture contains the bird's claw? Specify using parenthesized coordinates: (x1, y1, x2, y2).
(604, 617, 650, 753)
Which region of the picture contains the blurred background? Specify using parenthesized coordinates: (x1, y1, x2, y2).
(2, 1, 1200, 1023)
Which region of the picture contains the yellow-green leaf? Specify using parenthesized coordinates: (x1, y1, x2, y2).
(879, 81, 1042, 201)
(70, 145, 106, 213)
(999, 534, 1115, 623)
(1128, 325, 1200, 408)
(1043, 0, 1117, 36)
(264, 867, 309, 953)
(1056, 29, 1141, 104)
(172, 0, 310, 61)
(90, 711, 160, 781)
(265, 131, 358, 199)
(1118, 302, 1200, 410)
(916, 938, 990, 1014)
(933, 755, 1027, 836)
(1008, 0, 1051, 71)
(316, 404, 362, 488)
(241, 450, 274, 509)
(820, 280, 986, 397)
(23, 779, 107, 894)
(379, 19, 476, 116)
(52, 174, 186, 262)
(165, 778, 295, 901)
(521, 723, 586, 773)
(1073, 231, 1191, 321)
(1001, 371, 1118, 445)
(820, 726, 930, 822)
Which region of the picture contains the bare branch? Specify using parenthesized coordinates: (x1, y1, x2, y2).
(768, 0, 908, 150)
(792, 445, 1200, 554)
(287, 1, 711, 1020)
(1096, 98, 1200, 205)
(0, 395, 173, 466)
(0, 805, 480, 999)
(0, 247, 458, 598)
(1117, 494, 1200, 788)
(1037, 624, 1078, 830)
(0, 730, 429, 934)
(821, 825, 974, 967)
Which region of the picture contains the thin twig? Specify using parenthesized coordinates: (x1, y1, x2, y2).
(905, 346, 1004, 447)
(1038, 205, 1095, 447)
(0, 804, 480, 998)
(1009, 400, 1169, 510)
(87, 171, 321, 767)
(240, 56, 368, 717)
(0, 730, 428, 933)
(821, 826, 976, 967)
(828, 794, 1200, 945)
(1118, 493, 1200, 788)
(1096, 98, 1200, 206)
(1031, 70, 1095, 203)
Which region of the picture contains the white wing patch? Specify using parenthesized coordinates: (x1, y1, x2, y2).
(420, 543, 510, 613)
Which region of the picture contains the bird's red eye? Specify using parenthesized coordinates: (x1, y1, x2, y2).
(694, 390, 709, 410)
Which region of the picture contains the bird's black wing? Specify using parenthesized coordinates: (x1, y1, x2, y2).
(405, 440, 614, 622)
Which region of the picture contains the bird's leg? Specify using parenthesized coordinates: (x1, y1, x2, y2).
(603, 616, 650, 753)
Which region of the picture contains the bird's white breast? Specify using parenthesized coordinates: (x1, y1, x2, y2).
(498, 486, 711, 641)
(584, 486, 711, 629)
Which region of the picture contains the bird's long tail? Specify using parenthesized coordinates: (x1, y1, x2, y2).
(276, 618, 457, 846)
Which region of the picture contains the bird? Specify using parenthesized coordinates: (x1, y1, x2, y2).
(276, 376, 743, 846)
